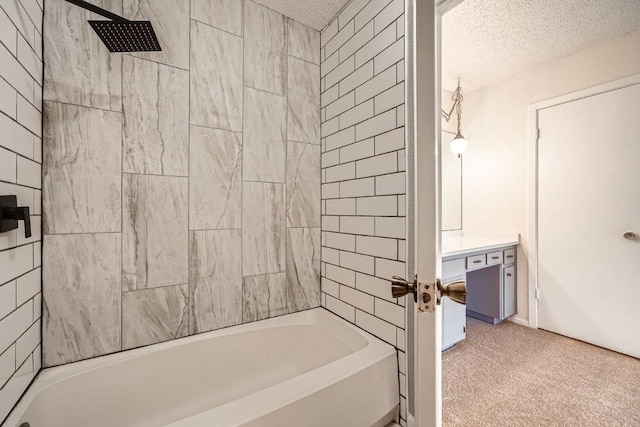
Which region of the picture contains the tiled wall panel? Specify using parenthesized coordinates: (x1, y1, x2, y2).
(320, 0, 407, 424)
(42, 0, 320, 375)
(0, 0, 43, 422)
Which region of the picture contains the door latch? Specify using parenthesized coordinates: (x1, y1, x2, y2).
(392, 276, 467, 313)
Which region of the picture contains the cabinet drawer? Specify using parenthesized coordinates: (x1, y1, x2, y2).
(443, 258, 465, 280)
(466, 254, 486, 270)
(487, 251, 503, 266)
(503, 248, 516, 265)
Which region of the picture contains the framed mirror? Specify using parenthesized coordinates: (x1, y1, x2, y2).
(442, 130, 462, 231)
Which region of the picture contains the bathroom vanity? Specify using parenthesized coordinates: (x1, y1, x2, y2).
(441, 234, 519, 350)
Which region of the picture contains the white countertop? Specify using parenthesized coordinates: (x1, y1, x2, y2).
(442, 232, 520, 258)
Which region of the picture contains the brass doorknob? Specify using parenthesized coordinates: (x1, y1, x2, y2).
(437, 280, 467, 305)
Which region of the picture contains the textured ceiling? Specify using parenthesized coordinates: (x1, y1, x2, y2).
(253, 0, 351, 30)
(442, 0, 640, 92)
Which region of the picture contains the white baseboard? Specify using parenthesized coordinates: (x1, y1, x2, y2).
(508, 316, 531, 328)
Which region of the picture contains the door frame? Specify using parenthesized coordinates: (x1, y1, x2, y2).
(526, 73, 640, 329)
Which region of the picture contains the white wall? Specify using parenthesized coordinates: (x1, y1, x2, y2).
(0, 0, 43, 423)
(461, 29, 640, 323)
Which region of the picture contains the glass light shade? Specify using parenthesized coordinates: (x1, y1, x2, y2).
(450, 132, 468, 155)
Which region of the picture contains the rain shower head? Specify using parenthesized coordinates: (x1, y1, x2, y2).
(65, 0, 162, 53)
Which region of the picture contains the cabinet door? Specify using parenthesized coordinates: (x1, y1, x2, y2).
(442, 296, 466, 350)
(503, 265, 516, 318)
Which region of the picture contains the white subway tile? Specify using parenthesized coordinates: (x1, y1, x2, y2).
(375, 0, 404, 35)
(357, 195, 397, 216)
(376, 171, 405, 195)
(0, 301, 31, 354)
(321, 50, 339, 77)
(374, 38, 403, 75)
(340, 251, 375, 275)
(340, 216, 375, 235)
(33, 344, 40, 372)
(356, 272, 394, 302)
(0, 146, 17, 182)
(396, 327, 405, 351)
(325, 198, 355, 215)
(340, 285, 374, 313)
(325, 294, 355, 323)
(325, 55, 354, 89)
(0, 281, 16, 320)
(321, 246, 340, 265)
(357, 235, 397, 259)
(33, 293, 40, 320)
(325, 127, 355, 151)
(375, 127, 404, 154)
(325, 231, 356, 252)
(0, 43, 33, 103)
(340, 177, 375, 197)
(33, 241, 40, 267)
(355, 0, 393, 31)
(322, 182, 340, 199)
(355, 66, 396, 105)
(376, 258, 405, 280)
(32, 136, 41, 163)
(397, 240, 406, 261)
(15, 319, 39, 365)
(340, 138, 374, 163)
(325, 162, 355, 182)
(398, 350, 406, 375)
(397, 148, 406, 171)
(355, 109, 396, 141)
(322, 116, 339, 137)
(321, 277, 340, 298)
(396, 58, 405, 82)
(1, 0, 35, 49)
(17, 215, 39, 246)
(322, 150, 340, 168)
(19, 0, 42, 33)
(321, 84, 339, 107)
(326, 91, 355, 120)
(325, 20, 354, 57)
(399, 372, 406, 396)
(0, 112, 33, 158)
(16, 94, 40, 137)
(338, 0, 369, 29)
(16, 268, 39, 306)
(0, 344, 15, 388)
(321, 19, 338, 47)
(339, 21, 373, 62)
(326, 263, 356, 287)
(339, 99, 373, 129)
(322, 215, 340, 232)
(0, 182, 33, 212)
(356, 151, 397, 178)
(397, 105, 404, 126)
(356, 309, 395, 344)
(374, 82, 404, 114)
(17, 34, 41, 83)
(16, 156, 40, 188)
(355, 24, 395, 69)
(0, 10, 17, 56)
(375, 217, 405, 238)
(396, 15, 405, 38)
(375, 298, 404, 327)
(0, 77, 17, 119)
(0, 227, 16, 251)
(339, 60, 373, 96)
(0, 245, 32, 285)
(0, 353, 34, 422)
(398, 195, 406, 216)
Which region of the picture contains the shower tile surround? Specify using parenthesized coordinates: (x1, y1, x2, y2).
(319, 0, 407, 423)
(42, 0, 320, 367)
(0, 0, 44, 422)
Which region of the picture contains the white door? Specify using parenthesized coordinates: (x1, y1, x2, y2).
(407, 0, 465, 426)
(537, 82, 640, 359)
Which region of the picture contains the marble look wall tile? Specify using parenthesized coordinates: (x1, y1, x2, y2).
(123, 56, 189, 176)
(122, 285, 189, 350)
(191, 0, 242, 36)
(288, 18, 320, 65)
(288, 57, 320, 144)
(44, 0, 121, 111)
(125, 0, 190, 69)
(43, 233, 121, 366)
(243, 88, 286, 182)
(190, 20, 243, 132)
(244, 0, 287, 95)
(287, 142, 320, 227)
(43, 101, 121, 234)
(243, 182, 285, 276)
(243, 273, 286, 322)
(190, 126, 242, 230)
(123, 175, 188, 291)
(287, 227, 321, 313)
(189, 230, 242, 333)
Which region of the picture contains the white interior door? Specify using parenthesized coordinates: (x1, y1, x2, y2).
(537, 82, 640, 359)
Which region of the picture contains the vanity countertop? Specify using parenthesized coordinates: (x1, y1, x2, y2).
(442, 233, 520, 258)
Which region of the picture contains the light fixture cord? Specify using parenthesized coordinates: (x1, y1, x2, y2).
(454, 79, 463, 135)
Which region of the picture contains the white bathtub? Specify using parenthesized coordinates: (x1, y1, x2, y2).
(5, 308, 399, 427)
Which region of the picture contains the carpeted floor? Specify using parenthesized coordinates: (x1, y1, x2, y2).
(443, 318, 640, 426)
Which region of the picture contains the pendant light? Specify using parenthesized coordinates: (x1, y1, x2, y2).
(442, 79, 468, 156)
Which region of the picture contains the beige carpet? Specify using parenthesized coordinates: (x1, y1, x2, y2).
(443, 318, 640, 427)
